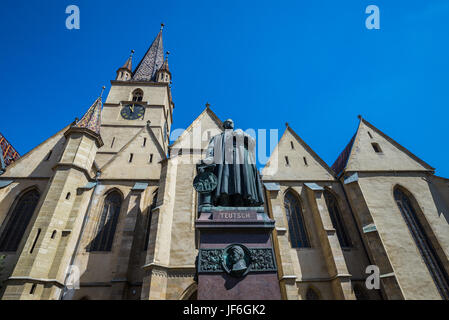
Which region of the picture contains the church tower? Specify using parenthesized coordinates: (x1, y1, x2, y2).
(97, 23, 173, 171)
(1, 92, 104, 300)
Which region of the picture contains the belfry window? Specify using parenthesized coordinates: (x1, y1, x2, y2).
(394, 187, 449, 299)
(284, 190, 310, 248)
(323, 190, 351, 248)
(90, 191, 122, 252)
(132, 89, 143, 102)
(0, 189, 40, 252)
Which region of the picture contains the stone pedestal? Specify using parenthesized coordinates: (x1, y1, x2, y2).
(195, 207, 281, 300)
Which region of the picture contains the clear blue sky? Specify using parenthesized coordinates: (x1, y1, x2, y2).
(0, 0, 448, 176)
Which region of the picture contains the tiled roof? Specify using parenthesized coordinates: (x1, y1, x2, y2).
(331, 133, 356, 176)
(0, 132, 20, 167)
(74, 97, 102, 135)
(132, 30, 164, 82)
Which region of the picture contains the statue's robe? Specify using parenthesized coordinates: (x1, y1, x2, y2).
(204, 129, 264, 206)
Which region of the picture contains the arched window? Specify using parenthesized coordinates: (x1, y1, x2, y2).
(284, 190, 310, 248)
(305, 287, 320, 300)
(323, 190, 351, 248)
(132, 89, 143, 102)
(90, 191, 122, 252)
(394, 187, 449, 299)
(0, 189, 40, 252)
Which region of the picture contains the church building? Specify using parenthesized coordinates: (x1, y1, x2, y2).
(0, 27, 448, 300)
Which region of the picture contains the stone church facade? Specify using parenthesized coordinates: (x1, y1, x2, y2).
(0, 28, 448, 300)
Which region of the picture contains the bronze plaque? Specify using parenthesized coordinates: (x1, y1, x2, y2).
(212, 211, 257, 221)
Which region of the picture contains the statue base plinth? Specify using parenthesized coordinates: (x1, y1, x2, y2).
(195, 207, 281, 300)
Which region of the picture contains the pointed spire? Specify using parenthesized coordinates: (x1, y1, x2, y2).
(121, 50, 134, 72)
(74, 87, 104, 136)
(160, 51, 170, 73)
(132, 26, 165, 82)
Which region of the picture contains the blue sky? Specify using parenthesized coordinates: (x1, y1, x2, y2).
(0, 0, 448, 176)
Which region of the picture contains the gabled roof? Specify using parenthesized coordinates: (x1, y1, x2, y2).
(286, 125, 336, 177)
(332, 116, 434, 176)
(132, 29, 164, 82)
(74, 97, 102, 135)
(100, 122, 167, 173)
(170, 106, 223, 149)
(262, 124, 335, 180)
(1, 124, 72, 178)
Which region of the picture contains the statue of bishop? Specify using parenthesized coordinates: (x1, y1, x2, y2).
(200, 119, 264, 207)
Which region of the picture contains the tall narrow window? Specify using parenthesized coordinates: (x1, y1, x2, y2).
(305, 287, 320, 300)
(285, 156, 290, 166)
(367, 131, 373, 139)
(394, 187, 449, 299)
(143, 138, 147, 147)
(0, 189, 40, 252)
(303, 157, 308, 166)
(290, 141, 295, 150)
(284, 191, 310, 248)
(132, 89, 143, 102)
(372, 143, 382, 153)
(149, 154, 154, 163)
(111, 137, 115, 148)
(29, 228, 41, 254)
(129, 153, 134, 163)
(45, 150, 53, 161)
(30, 284, 37, 295)
(90, 191, 122, 252)
(144, 189, 158, 251)
(324, 190, 351, 248)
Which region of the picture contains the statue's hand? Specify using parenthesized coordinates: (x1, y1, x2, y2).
(198, 159, 216, 171)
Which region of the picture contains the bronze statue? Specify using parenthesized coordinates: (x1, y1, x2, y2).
(197, 119, 264, 207)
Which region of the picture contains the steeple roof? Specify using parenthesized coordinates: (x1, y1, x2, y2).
(0, 132, 20, 170)
(119, 50, 134, 72)
(74, 96, 103, 136)
(159, 56, 170, 73)
(132, 27, 165, 82)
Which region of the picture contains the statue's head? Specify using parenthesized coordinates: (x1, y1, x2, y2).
(229, 246, 245, 264)
(223, 119, 234, 130)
